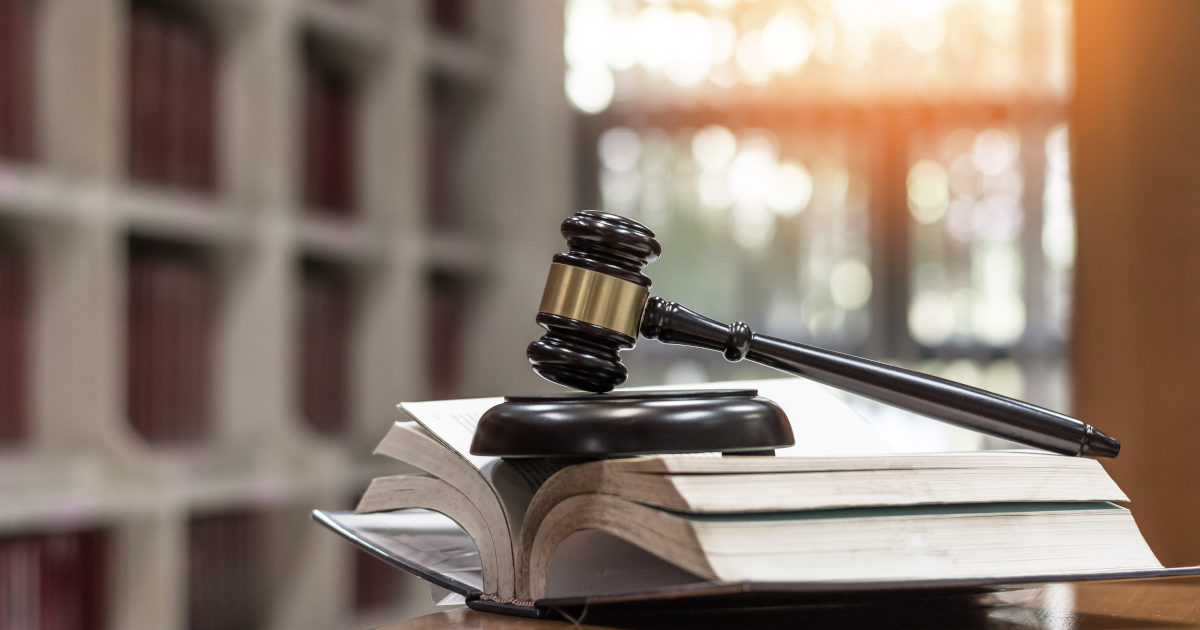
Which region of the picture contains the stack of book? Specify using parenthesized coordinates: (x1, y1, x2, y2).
(318, 378, 1189, 617)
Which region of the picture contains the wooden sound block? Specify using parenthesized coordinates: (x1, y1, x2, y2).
(469, 389, 795, 458)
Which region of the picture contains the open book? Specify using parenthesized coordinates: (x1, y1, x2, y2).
(325, 378, 1170, 610)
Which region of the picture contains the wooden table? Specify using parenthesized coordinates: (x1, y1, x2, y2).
(377, 577, 1200, 629)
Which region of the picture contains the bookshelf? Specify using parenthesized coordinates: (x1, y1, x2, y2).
(0, 0, 572, 629)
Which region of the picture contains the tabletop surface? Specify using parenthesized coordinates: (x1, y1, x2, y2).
(376, 577, 1200, 630)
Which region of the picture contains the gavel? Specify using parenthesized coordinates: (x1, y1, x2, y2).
(525, 210, 1119, 458)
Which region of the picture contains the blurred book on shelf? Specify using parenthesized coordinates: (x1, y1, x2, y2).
(428, 272, 469, 400)
(301, 259, 354, 435)
(430, 0, 471, 36)
(303, 49, 358, 216)
(0, 530, 107, 630)
(188, 511, 264, 630)
(0, 0, 35, 161)
(426, 78, 467, 230)
(127, 239, 215, 444)
(127, 0, 216, 191)
(0, 239, 26, 446)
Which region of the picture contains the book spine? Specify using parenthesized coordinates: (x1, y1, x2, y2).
(300, 264, 352, 434)
(162, 256, 180, 442)
(330, 74, 355, 214)
(186, 254, 211, 441)
(173, 255, 189, 442)
(303, 62, 357, 215)
(428, 101, 448, 228)
(0, 0, 10, 154)
(331, 271, 350, 431)
(126, 252, 145, 439)
(129, 7, 167, 184)
(150, 252, 166, 442)
(429, 275, 467, 399)
(127, 5, 217, 191)
(196, 31, 217, 191)
(188, 512, 263, 630)
(127, 244, 213, 444)
(0, 242, 26, 444)
(302, 267, 324, 431)
(0, 0, 36, 159)
(147, 253, 165, 442)
(431, 0, 472, 37)
(0, 530, 107, 630)
(164, 18, 187, 188)
(303, 64, 323, 211)
(127, 8, 146, 181)
(81, 531, 107, 630)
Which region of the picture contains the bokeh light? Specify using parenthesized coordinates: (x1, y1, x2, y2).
(598, 126, 642, 171)
(565, 0, 1068, 112)
(907, 160, 950, 224)
(830, 259, 873, 310)
(762, 10, 813, 73)
(565, 65, 615, 114)
(767, 161, 813, 216)
(692, 125, 737, 170)
(904, 122, 1050, 350)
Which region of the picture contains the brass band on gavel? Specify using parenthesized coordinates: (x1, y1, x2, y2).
(537, 263, 649, 338)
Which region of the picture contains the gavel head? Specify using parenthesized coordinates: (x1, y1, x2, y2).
(527, 211, 661, 392)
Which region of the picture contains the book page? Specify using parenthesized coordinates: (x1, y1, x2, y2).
(398, 377, 889, 536)
(400, 397, 502, 469)
(398, 400, 562, 537)
(400, 377, 891, 464)
(624, 378, 893, 456)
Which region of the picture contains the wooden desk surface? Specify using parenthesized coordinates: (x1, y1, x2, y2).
(377, 578, 1200, 629)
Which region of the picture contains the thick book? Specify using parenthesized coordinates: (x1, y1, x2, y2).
(315, 378, 1200, 617)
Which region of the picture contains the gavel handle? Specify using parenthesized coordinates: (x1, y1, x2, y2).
(639, 297, 1119, 458)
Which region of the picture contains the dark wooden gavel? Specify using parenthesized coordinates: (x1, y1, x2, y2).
(526, 210, 1120, 458)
